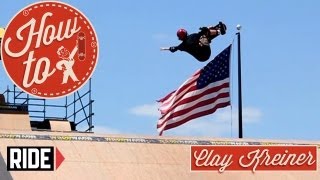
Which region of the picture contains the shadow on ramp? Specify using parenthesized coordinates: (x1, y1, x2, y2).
(0, 152, 13, 180)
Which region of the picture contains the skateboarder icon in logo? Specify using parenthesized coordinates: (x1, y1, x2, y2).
(56, 46, 79, 84)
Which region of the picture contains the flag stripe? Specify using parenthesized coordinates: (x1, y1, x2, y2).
(158, 82, 229, 125)
(159, 83, 197, 110)
(157, 90, 176, 103)
(159, 71, 200, 107)
(157, 90, 230, 128)
(158, 101, 230, 134)
(164, 95, 230, 126)
(157, 97, 230, 134)
(159, 78, 229, 118)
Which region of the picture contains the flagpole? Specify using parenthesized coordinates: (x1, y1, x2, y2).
(236, 24, 243, 138)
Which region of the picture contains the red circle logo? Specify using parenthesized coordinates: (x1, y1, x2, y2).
(1, 1, 99, 98)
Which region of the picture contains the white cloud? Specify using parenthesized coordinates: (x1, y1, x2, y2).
(216, 107, 262, 124)
(129, 103, 160, 117)
(242, 107, 262, 123)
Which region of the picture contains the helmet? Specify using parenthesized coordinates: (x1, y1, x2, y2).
(177, 28, 188, 40)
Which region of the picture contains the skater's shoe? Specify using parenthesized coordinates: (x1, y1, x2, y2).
(218, 21, 227, 35)
(208, 21, 227, 35)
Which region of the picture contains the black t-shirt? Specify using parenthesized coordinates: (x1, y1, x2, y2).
(176, 33, 211, 62)
(176, 33, 200, 52)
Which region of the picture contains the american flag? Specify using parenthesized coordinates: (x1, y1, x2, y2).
(157, 45, 232, 135)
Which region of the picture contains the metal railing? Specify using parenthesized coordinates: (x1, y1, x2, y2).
(2, 79, 94, 132)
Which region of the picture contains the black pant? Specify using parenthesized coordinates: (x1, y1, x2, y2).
(188, 45, 211, 62)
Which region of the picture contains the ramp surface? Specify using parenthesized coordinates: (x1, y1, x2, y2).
(0, 130, 319, 180)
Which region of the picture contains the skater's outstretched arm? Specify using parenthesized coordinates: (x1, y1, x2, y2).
(169, 46, 178, 52)
(174, 42, 188, 52)
(165, 41, 186, 53)
(160, 46, 178, 52)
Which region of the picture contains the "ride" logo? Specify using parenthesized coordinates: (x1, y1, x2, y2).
(1, 1, 98, 98)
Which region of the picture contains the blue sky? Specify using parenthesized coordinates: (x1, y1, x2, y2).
(1, 0, 320, 140)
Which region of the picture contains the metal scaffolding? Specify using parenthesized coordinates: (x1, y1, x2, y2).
(2, 79, 94, 132)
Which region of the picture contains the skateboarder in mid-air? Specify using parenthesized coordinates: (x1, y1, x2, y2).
(162, 22, 227, 62)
